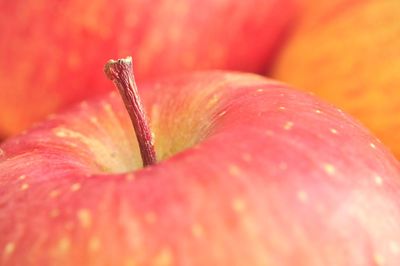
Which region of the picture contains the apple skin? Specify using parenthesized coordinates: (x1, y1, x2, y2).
(272, 0, 400, 158)
(0, 0, 296, 137)
(1, 72, 400, 265)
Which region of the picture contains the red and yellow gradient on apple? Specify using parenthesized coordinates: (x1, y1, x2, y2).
(1, 66, 400, 265)
(0, 0, 295, 137)
(273, 0, 400, 158)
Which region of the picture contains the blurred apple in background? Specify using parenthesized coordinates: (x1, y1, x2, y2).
(272, 0, 400, 158)
(1, 60, 400, 265)
(0, 0, 296, 137)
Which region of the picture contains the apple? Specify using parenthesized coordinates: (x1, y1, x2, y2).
(272, 0, 400, 158)
(1, 57, 400, 265)
(0, 0, 296, 138)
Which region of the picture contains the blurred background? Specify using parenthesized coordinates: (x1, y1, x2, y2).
(0, 0, 399, 159)
(0, 0, 295, 138)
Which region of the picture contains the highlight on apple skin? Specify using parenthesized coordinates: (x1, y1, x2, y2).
(1, 69, 400, 265)
(272, 0, 400, 159)
(0, 0, 296, 137)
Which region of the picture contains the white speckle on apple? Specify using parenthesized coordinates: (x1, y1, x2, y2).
(207, 95, 220, 108)
(373, 253, 385, 265)
(191, 145, 202, 151)
(228, 164, 241, 177)
(77, 208, 92, 228)
(218, 110, 227, 117)
(57, 237, 71, 254)
(50, 209, 60, 218)
(90, 117, 99, 124)
(54, 129, 67, 138)
(144, 212, 157, 224)
(89, 236, 101, 252)
(125, 174, 135, 181)
(241, 153, 252, 162)
(374, 175, 383, 186)
(297, 190, 308, 203)
(323, 164, 336, 176)
(18, 175, 26, 180)
(103, 103, 113, 112)
(191, 223, 204, 239)
(330, 128, 338, 134)
(370, 143, 377, 149)
(3, 242, 15, 256)
(390, 241, 400, 254)
(69, 142, 79, 148)
(0, 148, 4, 157)
(20, 183, 29, 191)
(315, 109, 322, 114)
(232, 197, 246, 213)
(153, 248, 173, 265)
(71, 183, 81, 192)
(49, 189, 60, 198)
(278, 106, 286, 110)
(256, 88, 264, 92)
(284, 121, 294, 131)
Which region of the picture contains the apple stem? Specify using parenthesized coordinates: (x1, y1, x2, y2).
(104, 56, 157, 167)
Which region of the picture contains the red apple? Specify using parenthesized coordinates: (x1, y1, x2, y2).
(0, 0, 296, 137)
(1, 61, 400, 265)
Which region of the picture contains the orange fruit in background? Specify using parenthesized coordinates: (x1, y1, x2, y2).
(273, 0, 400, 158)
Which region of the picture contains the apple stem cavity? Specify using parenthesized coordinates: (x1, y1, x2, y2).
(104, 56, 157, 167)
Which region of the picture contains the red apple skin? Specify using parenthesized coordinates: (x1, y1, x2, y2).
(0, 0, 296, 137)
(1, 72, 400, 265)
